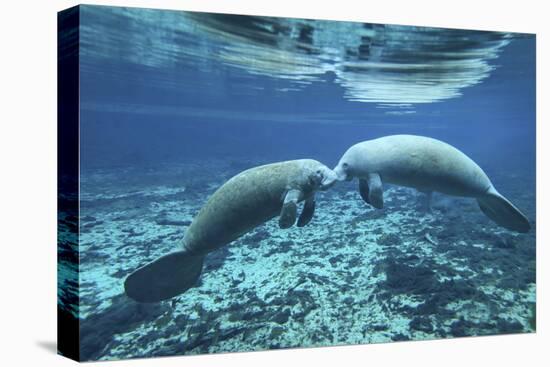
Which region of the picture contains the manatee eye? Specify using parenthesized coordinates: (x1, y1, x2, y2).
(316, 169, 322, 175)
(342, 163, 349, 169)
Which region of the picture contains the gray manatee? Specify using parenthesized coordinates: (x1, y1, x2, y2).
(333, 135, 530, 233)
(125, 159, 337, 303)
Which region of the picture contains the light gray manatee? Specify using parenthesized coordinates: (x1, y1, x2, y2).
(125, 159, 337, 303)
(333, 135, 531, 233)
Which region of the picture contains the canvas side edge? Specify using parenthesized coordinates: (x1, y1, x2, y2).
(57, 5, 81, 362)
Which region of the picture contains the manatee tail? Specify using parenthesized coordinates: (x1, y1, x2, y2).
(477, 188, 531, 233)
(124, 251, 204, 303)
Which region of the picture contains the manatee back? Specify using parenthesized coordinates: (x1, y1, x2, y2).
(183, 161, 303, 254)
(363, 135, 492, 196)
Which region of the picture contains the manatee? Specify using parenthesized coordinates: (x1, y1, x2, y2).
(333, 135, 530, 233)
(124, 159, 337, 303)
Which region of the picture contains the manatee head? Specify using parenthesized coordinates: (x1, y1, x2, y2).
(299, 159, 338, 191)
(333, 146, 359, 182)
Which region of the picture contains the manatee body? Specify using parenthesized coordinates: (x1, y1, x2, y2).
(125, 159, 337, 303)
(333, 135, 530, 233)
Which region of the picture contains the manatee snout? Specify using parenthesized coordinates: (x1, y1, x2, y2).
(334, 143, 361, 182)
(333, 161, 352, 182)
(319, 166, 338, 190)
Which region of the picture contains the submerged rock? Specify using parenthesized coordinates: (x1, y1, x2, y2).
(384, 260, 436, 295)
(271, 308, 291, 324)
(377, 233, 403, 247)
(449, 317, 469, 337)
(370, 323, 388, 332)
(270, 326, 285, 339)
(496, 318, 524, 334)
(409, 316, 433, 333)
(391, 333, 410, 342)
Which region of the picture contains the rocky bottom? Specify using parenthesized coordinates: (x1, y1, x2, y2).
(65, 159, 535, 361)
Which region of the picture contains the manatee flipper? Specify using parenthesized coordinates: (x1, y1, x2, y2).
(297, 196, 315, 227)
(358, 179, 371, 204)
(477, 188, 530, 233)
(124, 251, 204, 303)
(359, 173, 383, 209)
(279, 189, 301, 229)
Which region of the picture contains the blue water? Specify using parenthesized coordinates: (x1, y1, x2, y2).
(65, 5, 535, 361)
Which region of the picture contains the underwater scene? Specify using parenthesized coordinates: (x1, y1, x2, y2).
(58, 5, 536, 361)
